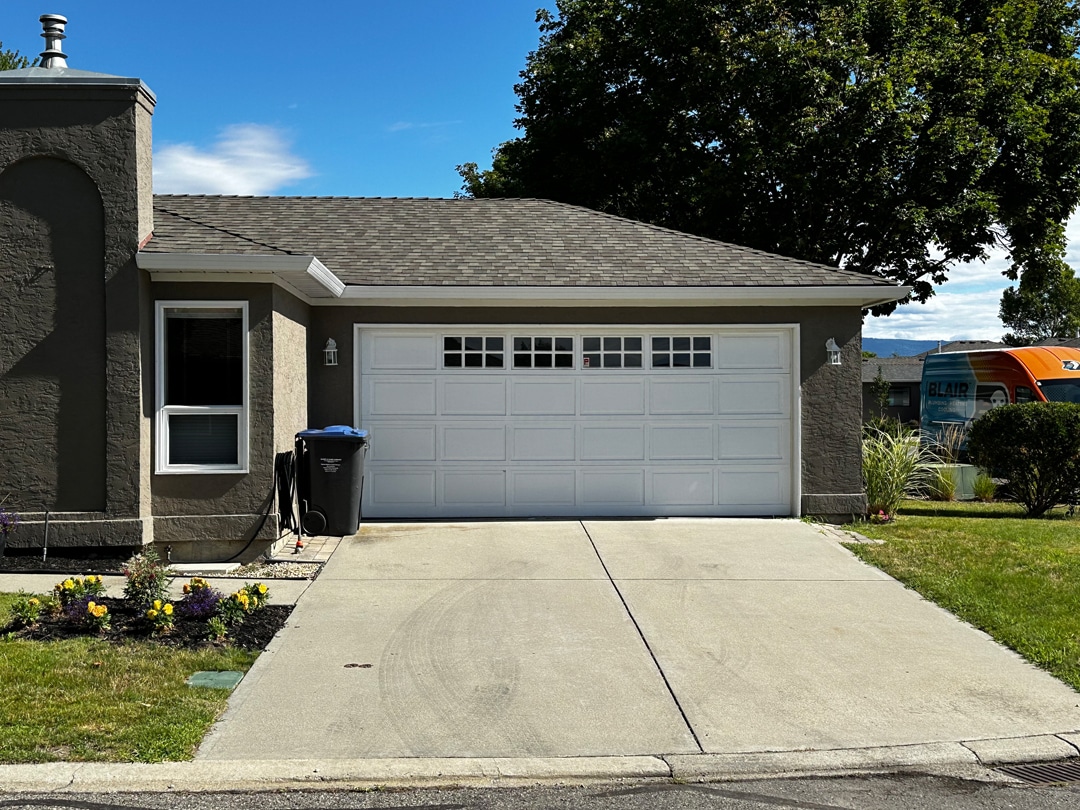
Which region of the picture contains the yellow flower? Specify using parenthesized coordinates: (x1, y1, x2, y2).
(182, 584, 191, 594)
(87, 601, 96, 611)
(62, 579, 74, 590)
(28, 598, 39, 606)
(146, 609, 158, 620)
(257, 584, 268, 595)
(163, 603, 173, 615)
(153, 600, 162, 611)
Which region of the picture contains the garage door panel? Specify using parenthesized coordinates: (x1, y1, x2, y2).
(651, 470, 715, 505)
(511, 425, 575, 461)
(442, 426, 506, 461)
(581, 380, 645, 415)
(649, 379, 714, 415)
(368, 470, 436, 507)
(715, 334, 788, 370)
(719, 423, 786, 460)
(368, 379, 437, 416)
(717, 377, 789, 416)
(368, 334, 437, 370)
(719, 469, 786, 506)
(648, 425, 715, 460)
(581, 426, 645, 460)
(581, 470, 645, 505)
(442, 471, 506, 507)
(441, 379, 506, 416)
(511, 470, 576, 506)
(366, 425, 436, 462)
(511, 380, 576, 415)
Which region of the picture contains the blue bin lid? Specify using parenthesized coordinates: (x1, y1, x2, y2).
(296, 425, 369, 439)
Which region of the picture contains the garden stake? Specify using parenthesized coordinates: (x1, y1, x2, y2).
(42, 510, 49, 563)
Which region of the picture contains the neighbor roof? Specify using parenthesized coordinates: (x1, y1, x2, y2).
(862, 357, 924, 384)
(145, 195, 897, 289)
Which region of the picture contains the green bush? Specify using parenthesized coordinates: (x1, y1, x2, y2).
(862, 426, 940, 517)
(926, 467, 957, 501)
(966, 402, 1080, 517)
(122, 547, 173, 609)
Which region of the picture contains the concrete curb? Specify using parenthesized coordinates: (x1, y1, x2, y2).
(3, 736, 1078, 794)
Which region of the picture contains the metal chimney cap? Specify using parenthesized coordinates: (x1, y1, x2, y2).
(39, 14, 69, 69)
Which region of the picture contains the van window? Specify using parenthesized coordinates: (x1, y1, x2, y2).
(1037, 380, 1080, 403)
(1015, 386, 1036, 404)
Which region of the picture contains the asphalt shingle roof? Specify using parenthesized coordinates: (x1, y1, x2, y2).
(862, 357, 924, 384)
(146, 196, 896, 289)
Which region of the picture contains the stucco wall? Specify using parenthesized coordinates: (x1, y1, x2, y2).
(307, 304, 866, 518)
(272, 287, 311, 453)
(0, 83, 156, 548)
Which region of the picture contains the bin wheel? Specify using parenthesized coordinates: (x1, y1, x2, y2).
(302, 509, 327, 536)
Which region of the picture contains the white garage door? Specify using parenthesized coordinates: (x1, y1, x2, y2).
(355, 326, 797, 518)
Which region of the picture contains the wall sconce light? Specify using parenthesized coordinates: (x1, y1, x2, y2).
(323, 338, 338, 366)
(825, 338, 841, 366)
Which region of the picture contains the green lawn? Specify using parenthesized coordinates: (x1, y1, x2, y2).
(0, 592, 258, 763)
(846, 501, 1080, 693)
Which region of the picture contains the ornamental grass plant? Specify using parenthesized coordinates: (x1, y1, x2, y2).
(862, 425, 940, 518)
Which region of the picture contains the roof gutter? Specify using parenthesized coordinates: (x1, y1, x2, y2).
(136, 253, 345, 299)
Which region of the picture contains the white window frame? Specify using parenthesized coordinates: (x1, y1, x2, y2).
(155, 300, 249, 474)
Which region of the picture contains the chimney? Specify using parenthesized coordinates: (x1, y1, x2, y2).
(39, 14, 69, 69)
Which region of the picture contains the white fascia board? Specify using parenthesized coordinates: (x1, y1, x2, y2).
(136, 253, 346, 298)
(326, 284, 911, 309)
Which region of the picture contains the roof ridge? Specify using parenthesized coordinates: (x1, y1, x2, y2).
(152, 205, 296, 255)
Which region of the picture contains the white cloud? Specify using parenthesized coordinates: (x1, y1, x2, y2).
(154, 124, 312, 195)
(386, 120, 463, 133)
(867, 213, 1080, 340)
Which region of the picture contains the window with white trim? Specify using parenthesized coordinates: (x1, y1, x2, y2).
(443, 336, 504, 368)
(651, 336, 712, 368)
(582, 336, 643, 369)
(156, 302, 248, 473)
(513, 336, 574, 368)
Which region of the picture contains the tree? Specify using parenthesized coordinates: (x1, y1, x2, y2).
(460, 1, 1080, 313)
(1000, 262, 1080, 345)
(0, 42, 32, 71)
(870, 367, 891, 417)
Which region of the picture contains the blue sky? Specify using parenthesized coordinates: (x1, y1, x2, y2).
(1, 0, 1062, 341)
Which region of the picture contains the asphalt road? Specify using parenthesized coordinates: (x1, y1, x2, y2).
(1, 774, 1080, 810)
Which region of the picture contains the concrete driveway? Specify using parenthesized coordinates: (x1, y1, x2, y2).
(196, 519, 1080, 763)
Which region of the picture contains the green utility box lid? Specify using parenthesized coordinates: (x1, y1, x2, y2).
(186, 671, 244, 689)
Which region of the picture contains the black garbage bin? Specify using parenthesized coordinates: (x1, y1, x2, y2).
(295, 426, 369, 536)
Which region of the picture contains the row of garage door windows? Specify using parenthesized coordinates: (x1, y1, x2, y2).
(444, 335, 714, 369)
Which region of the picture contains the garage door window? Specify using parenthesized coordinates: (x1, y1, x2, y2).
(513, 336, 574, 368)
(444, 336, 504, 368)
(583, 336, 643, 369)
(652, 336, 712, 368)
(155, 302, 248, 474)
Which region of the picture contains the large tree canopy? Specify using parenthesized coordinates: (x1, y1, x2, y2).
(1000, 262, 1080, 344)
(460, 0, 1080, 312)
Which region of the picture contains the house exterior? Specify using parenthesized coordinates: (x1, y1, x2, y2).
(861, 357, 924, 424)
(0, 20, 907, 560)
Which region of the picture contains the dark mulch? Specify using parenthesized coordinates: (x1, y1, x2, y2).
(0, 552, 128, 575)
(3, 597, 291, 652)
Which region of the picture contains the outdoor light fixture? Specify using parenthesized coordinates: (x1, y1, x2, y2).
(825, 338, 841, 366)
(323, 338, 338, 366)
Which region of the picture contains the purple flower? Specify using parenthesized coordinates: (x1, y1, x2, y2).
(177, 585, 224, 619)
(0, 508, 18, 538)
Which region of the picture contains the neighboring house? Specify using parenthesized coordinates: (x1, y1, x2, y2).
(0, 19, 906, 560)
(861, 357, 923, 424)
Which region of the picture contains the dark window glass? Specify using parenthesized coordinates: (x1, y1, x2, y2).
(583, 353, 600, 368)
(653, 354, 670, 368)
(535, 337, 553, 351)
(464, 336, 483, 351)
(554, 354, 572, 368)
(693, 336, 711, 350)
(514, 353, 532, 368)
(535, 354, 553, 368)
(514, 337, 532, 351)
(486, 337, 504, 351)
(584, 337, 601, 352)
(625, 337, 642, 351)
(603, 353, 620, 368)
(444, 354, 462, 367)
(464, 353, 483, 367)
(673, 353, 691, 367)
(487, 354, 503, 368)
(166, 314, 243, 406)
(168, 414, 239, 465)
(444, 336, 462, 351)
(673, 337, 692, 351)
(603, 337, 620, 351)
(625, 354, 642, 368)
(555, 337, 573, 352)
(653, 337, 669, 351)
(1015, 386, 1035, 404)
(693, 354, 710, 368)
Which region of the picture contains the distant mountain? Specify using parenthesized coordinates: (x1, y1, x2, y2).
(863, 338, 941, 357)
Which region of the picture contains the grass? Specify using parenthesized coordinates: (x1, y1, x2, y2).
(0, 592, 258, 763)
(846, 500, 1080, 693)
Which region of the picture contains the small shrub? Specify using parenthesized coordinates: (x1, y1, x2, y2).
(218, 590, 253, 626)
(8, 592, 43, 628)
(145, 599, 175, 634)
(207, 616, 228, 642)
(967, 402, 1080, 517)
(53, 575, 106, 607)
(69, 599, 110, 633)
(862, 426, 940, 518)
(178, 578, 223, 619)
(972, 473, 997, 503)
(123, 548, 173, 609)
(926, 467, 957, 502)
(242, 582, 270, 611)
